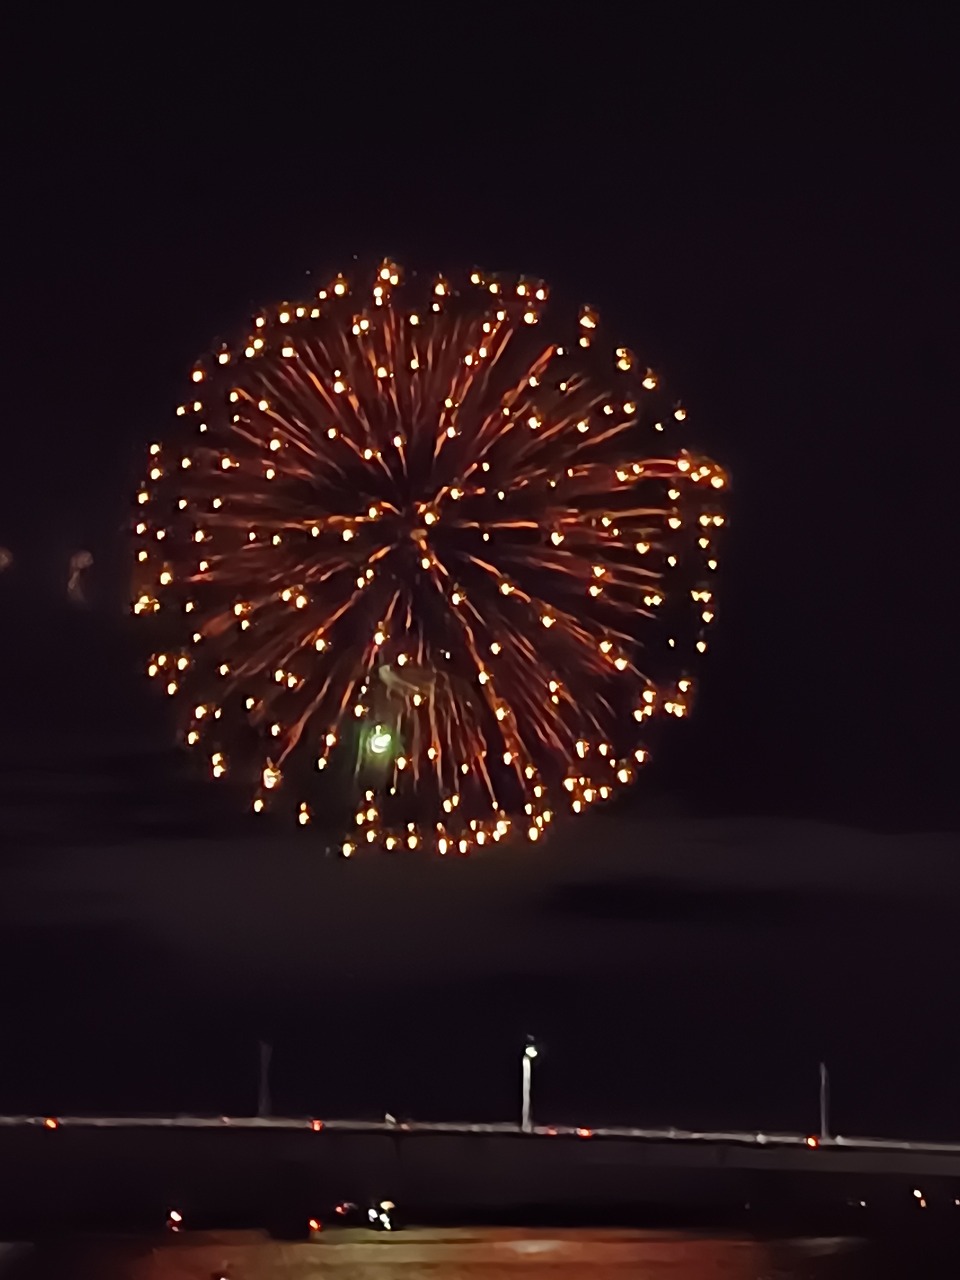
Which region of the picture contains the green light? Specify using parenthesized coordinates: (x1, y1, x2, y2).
(368, 725, 392, 755)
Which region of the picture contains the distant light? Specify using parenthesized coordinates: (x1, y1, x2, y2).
(805, 1135, 820, 1149)
(368, 725, 392, 755)
(43, 1117, 59, 1131)
(311, 1119, 323, 1132)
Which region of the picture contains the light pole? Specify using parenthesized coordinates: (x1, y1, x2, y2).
(521, 1037, 538, 1133)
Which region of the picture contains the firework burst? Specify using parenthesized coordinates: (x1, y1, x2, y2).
(133, 261, 726, 853)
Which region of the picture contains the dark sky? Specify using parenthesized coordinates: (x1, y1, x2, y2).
(2, 816, 960, 1140)
(3, 11, 955, 828)
(0, 13, 957, 1134)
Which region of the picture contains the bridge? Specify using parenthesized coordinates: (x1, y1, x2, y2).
(2, 1112, 959, 1235)
(4, 1112, 960, 1164)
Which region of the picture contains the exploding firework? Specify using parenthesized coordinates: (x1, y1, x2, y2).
(133, 261, 726, 853)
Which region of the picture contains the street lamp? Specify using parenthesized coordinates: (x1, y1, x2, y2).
(819, 1061, 830, 1141)
(521, 1036, 538, 1133)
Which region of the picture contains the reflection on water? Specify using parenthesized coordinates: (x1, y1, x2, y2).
(12, 1227, 925, 1279)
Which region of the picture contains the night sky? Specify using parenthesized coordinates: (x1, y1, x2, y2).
(1, 15, 957, 1138)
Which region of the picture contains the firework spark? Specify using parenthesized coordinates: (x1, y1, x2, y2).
(133, 261, 726, 853)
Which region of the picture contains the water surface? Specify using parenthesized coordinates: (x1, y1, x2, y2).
(13, 1226, 952, 1278)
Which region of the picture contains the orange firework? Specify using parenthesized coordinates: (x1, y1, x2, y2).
(133, 261, 726, 853)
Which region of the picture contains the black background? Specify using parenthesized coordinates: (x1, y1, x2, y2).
(0, 11, 957, 1138)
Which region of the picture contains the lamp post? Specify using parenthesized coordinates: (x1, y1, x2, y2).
(819, 1061, 830, 1141)
(521, 1037, 538, 1132)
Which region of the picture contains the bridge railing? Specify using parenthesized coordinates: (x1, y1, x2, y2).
(2, 1113, 959, 1155)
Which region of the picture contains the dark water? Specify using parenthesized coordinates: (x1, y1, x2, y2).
(8, 1228, 959, 1278)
